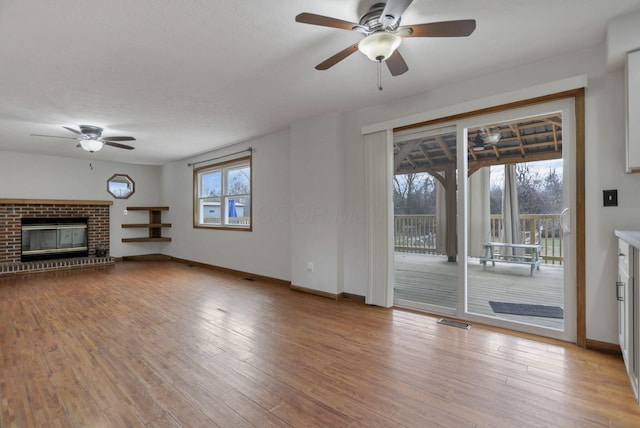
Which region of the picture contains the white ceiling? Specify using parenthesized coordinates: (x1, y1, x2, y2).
(1, 0, 639, 165)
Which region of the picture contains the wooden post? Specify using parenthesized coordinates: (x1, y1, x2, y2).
(445, 167, 457, 262)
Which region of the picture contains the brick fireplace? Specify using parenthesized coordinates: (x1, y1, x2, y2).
(0, 199, 115, 275)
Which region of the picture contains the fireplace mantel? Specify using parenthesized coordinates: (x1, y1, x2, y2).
(0, 198, 112, 206)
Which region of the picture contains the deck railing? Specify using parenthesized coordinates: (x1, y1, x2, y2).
(203, 217, 250, 225)
(490, 213, 563, 264)
(394, 213, 563, 264)
(394, 215, 439, 254)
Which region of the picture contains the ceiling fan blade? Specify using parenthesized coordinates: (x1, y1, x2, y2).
(102, 136, 136, 142)
(104, 141, 135, 150)
(30, 133, 78, 140)
(386, 50, 408, 76)
(295, 13, 357, 31)
(315, 43, 360, 70)
(62, 126, 82, 135)
(401, 19, 476, 37)
(381, 0, 414, 28)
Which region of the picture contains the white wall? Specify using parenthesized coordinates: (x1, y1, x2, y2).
(290, 112, 344, 294)
(161, 130, 291, 281)
(584, 70, 640, 341)
(0, 150, 163, 257)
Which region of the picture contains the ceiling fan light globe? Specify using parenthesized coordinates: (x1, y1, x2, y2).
(80, 139, 104, 152)
(483, 133, 501, 144)
(358, 32, 401, 61)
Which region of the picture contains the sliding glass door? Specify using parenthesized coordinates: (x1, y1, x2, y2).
(389, 99, 576, 341)
(460, 100, 576, 341)
(393, 125, 458, 315)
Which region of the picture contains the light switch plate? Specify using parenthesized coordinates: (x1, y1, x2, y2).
(603, 189, 618, 207)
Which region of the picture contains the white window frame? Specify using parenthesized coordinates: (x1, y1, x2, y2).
(193, 156, 252, 231)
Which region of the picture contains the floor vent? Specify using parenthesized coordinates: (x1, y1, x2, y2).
(437, 318, 471, 329)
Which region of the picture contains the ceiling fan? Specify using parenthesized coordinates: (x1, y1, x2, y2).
(31, 125, 135, 153)
(470, 128, 501, 151)
(295, 0, 476, 78)
(470, 128, 523, 152)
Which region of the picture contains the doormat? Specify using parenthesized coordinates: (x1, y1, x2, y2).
(489, 301, 564, 319)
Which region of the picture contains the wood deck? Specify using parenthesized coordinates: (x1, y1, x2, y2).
(0, 261, 638, 426)
(395, 253, 564, 329)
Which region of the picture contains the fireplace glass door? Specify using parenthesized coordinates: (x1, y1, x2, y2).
(21, 218, 89, 261)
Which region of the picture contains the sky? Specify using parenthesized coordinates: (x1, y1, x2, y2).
(489, 159, 563, 188)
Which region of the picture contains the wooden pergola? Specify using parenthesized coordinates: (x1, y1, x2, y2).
(393, 112, 563, 262)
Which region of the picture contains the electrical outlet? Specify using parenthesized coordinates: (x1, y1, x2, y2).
(124, 209, 128, 215)
(307, 262, 314, 272)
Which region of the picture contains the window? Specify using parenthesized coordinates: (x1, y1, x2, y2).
(194, 156, 251, 230)
(107, 174, 135, 199)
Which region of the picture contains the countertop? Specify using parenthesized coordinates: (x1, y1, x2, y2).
(615, 230, 640, 248)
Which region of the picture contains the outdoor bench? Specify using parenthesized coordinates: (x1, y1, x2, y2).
(479, 242, 543, 276)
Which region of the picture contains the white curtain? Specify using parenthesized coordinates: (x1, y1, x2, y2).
(468, 168, 491, 257)
(364, 130, 394, 307)
(502, 164, 520, 253)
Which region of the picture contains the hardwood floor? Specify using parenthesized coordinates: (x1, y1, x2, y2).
(1, 261, 638, 427)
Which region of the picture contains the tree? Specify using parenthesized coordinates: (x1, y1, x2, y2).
(490, 185, 502, 214)
(396, 162, 563, 217)
(393, 173, 436, 214)
(542, 168, 563, 213)
(228, 168, 250, 195)
(515, 164, 545, 214)
(489, 162, 563, 215)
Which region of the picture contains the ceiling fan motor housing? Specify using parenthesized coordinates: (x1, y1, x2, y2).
(79, 125, 103, 139)
(355, 3, 401, 34)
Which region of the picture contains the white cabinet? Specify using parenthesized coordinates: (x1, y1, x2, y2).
(626, 50, 640, 172)
(616, 234, 639, 402)
(618, 239, 632, 369)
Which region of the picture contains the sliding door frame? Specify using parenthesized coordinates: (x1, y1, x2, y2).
(457, 99, 576, 341)
(392, 89, 586, 346)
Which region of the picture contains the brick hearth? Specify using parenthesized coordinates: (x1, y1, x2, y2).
(0, 199, 115, 276)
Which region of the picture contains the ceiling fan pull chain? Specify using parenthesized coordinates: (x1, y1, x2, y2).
(377, 59, 383, 91)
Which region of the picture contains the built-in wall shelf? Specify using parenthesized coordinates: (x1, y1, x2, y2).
(122, 223, 172, 228)
(121, 237, 172, 243)
(121, 206, 171, 243)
